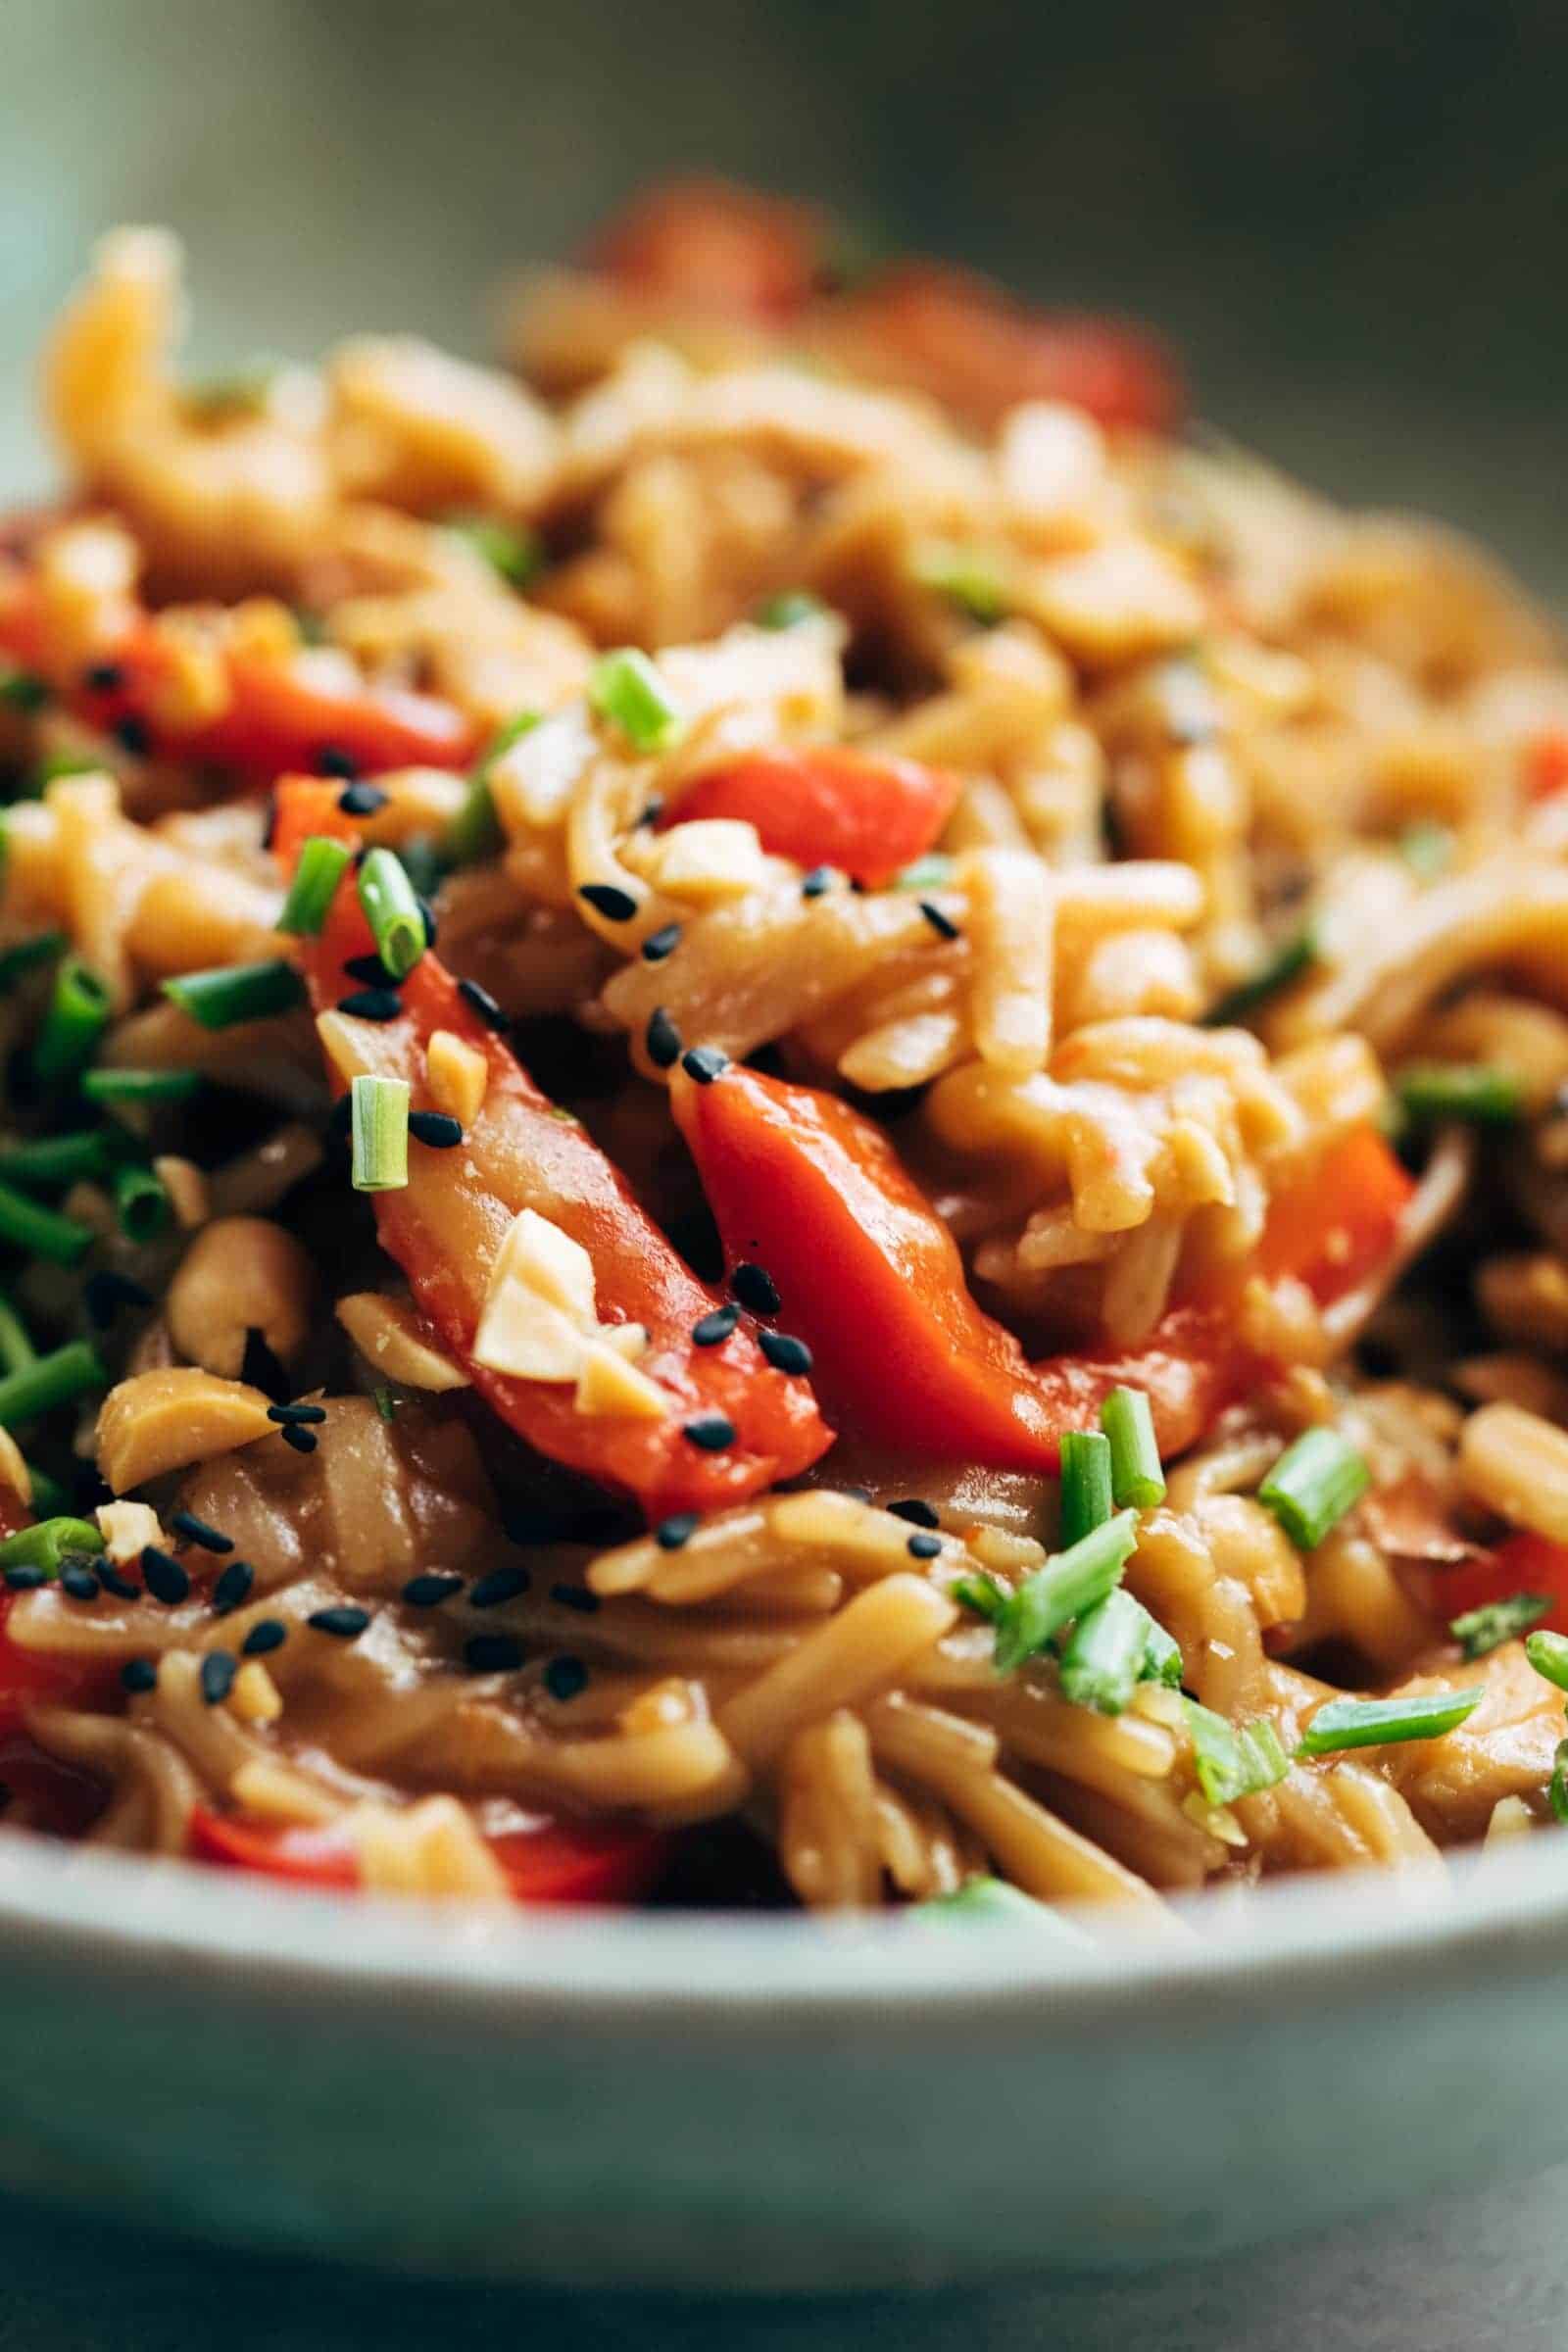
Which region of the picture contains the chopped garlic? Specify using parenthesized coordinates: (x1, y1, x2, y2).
(426, 1028, 489, 1127)
(573, 1338, 668, 1421)
(640, 817, 768, 906)
(96, 1499, 165, 1564)
(471, 1207, 598, 1382)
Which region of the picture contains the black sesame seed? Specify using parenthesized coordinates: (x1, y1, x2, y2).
(337, 780, 385, 813)
(681, 1045, 728, 1085)
(402, 1572, 465, 1608)
(60, 1563, 100, 1601)
(801, 865, 835, 899)
(280, 1424, 318, 1455)
(212, 1559, 255, 1615)
(837, 1485, 873, 1504)
(336, 988, 403, 1021)
(578, 882, 639, 922)
(458, 978, 509, 1030)
(906, 1531, 943, 1560)
(115, 713, 151, 757)
(887, 1497, 941, 1529)
(200, 1651, 238, 1706)
(268, 1401, 326, 1425)
(241, 1619, 287, 1657)
(308, 1605, 369, 1640)
(120, 1658, 158, 1695)
(343, 952, 397, 987)
(464, 1632, 523, 1674)
(171, 1509, 234, 1554)
(469, 1564, 529, 1610)
(918, 898, 960, 941)
(316, 745, 361, 780)
(646, 1006, 682, 1070)
(83, 661, 125, 694)
(97, 1563, 141, 1600)
(683, 1413, 735, 1452)
(692, 1303, 739, 1347)
(141, 1546, 190, 1606)
(550, 1581, 600, 1615)
(641, 922, 681, 963)
(83, 1268, 153, 1328)
(731, 1261, 781, 1316)
(759, 1330, 812, 1375)
(240, 1328, 291, 1402)
(655, 1512, 700, 1551)
(409, 1109, 463, 1149)
(544, 1655, 588, 1702)
(2, 1565, 44, 1592)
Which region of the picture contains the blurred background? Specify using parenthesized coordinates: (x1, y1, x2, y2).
(0, 0, 1563, 596)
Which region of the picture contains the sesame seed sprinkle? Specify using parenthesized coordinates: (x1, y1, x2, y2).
(308, 1605, 369, 1640)
(409, 1109, 463, 1149)
(2, 1566, 44, 1592)
(241, 1620, 287, 1657)
(683, 1413, 735, 1452)
(97, 1563, 141, 1600)
(641, 922, 682, 962)
(759, 1330, 812, 1375)
(337, 780, 386, 813)
(335, 987, 403, 1021)
(646, 1006, 682, 1069)
(465, 1632, 523, 1674)
(655, 1512, 699, 1551)
(141, 1547, 190, 1606)
(680, 1045, 729, 1086)
(343, 952, 397, 987)
(458, 978, 509, 1029)
(268, 1401, 326, 1425)
(887, 1498, 941, 1529)
(402, 1572, 465, 1608)
(280, 1425, 318, 1455)
(801, 866, 834, 899)
(212, 1559, 256, 1615)
(731, 1261, 781, 1316)
(200, 1651, 238, 1706)
(906, 1532, 944, 1560)
(172, 1510, 234, 1554)
(545, 1655, 588, 1702)
(918, 899, 960, 941)
(469, 1565, 529, 1610)
(550, 1581, 600, 1615)
(578, 882, 639, 922)
(317, 746, 361, 780)
(60, 1564, 100, 1602)
(692, 1303, 739, 1347)
(120, 1658, 158, 1695)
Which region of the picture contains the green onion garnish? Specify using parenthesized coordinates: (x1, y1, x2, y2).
(1141, 1613, 1185, 1689)
(952, 1570, 1007, 1623)
(356, 847, 426, 981)
(588, 649, 681, 754)
(446, 516, 544, 590)
(1450, 1592, 1551, 1661)
(32, 750, 102, 791)
(82, 1067, 202, 1107)
(1296, 1686, 1485, 1759)
(1059, 1428, 1114, 1547)
(32, 956, 111, 1086)
(912, 1875, 1091, 1942)
(1524, 1629, 1568, 1695)
(1257, 1426, 1369, 1551)
(910, 539, 1008, 624)
(1202, 924, 1318, 1028)
(1100, 1387, 1166, 1511)
(0, 1179, 95, 1266)
(372, 1385, 399, 1423)
(163, 958, 306, 1030)
(277, 835, 355, 936)
(1398, 820, 1452, 880)
(1059, 1588, 1154, 1717)
(1184, 1699, 1290, 1807)
(0, 1130, 116, 1189)
(0, 1295, 34, 1377)
(112, 1160, 171, 1244)
(185, 364, 279, 419)
(753, 590, 826, 631)
(1395, 1062, 1521, 1127)
(442, 710, 539, 870)
(0, 1515, 105, 1576)
(993, 1509, 1140, 1676)
(351, 1073, 410, 1193)
(0, 1339, 106, 1428)
(24, 1462, 69, 1518)
(890, 853, 955, 894)
(0, 669, 49, 713)
(0, 931, 66, 993)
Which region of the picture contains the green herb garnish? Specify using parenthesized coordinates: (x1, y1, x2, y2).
(588, 649, 681, 754)
(993, 1510, 1140, 1676)
(1296, 1687, 1484, 1758)
(1450, 1592, 1551, 1661)
(1202, 925, 1318, 1028)
(1257, 1426, 1369, 1551)
(163, 959, 306, 1030)
(351, 1073, 410, 1193)
(1101, 1387, 1166, 1511)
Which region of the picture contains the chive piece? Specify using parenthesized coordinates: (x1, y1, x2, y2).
(993, 1510, 1140, 1676)
(1395, 1062, 1521, 1128)
(277, 835, 354, 936)
(1059, 1429, 1114, 1547)
(0, 1295, 33, 1377)
(163, 959, 305, 1030)
(446, 516, 543, 590)
(1202, 925, 1318, 1028)
(443, 710, 540, 870)
(1100, 1387, 1166, 1511)
(81, 1067, 202, 1106)
(112, 1160, 171, 1244)
(1398, 820, 1453, 880)
(0, 1179, 95, 1265)
(588, 649, 681, 754)
(0, 1340, 106, 1428)
(1141, 1613, 1185, 1689)
(185, 363, 279, 419)
(0, 1515, 105, 1577)
(1257, 1427, 1370, 1550)
(890, 853, 955, 894)
(1450, 1592, 1551, 1662)
(1296, 1687, 1484, 1758)
(1551, 1740, 1568, 1829)
(0, 669, 49, 713)
(1524, 1629, 1568, 1695)
(0, 931, 66, 992)
(753, 590, 825, 631)
(351, 1073, 410, 1192)
(372, 1386, 398, 1423)
(32, 956, 111, 1086)
(1058, 1588, 1154, 1717)
(912, 1876, 1091, 1942)
(953, 1571, 1008, 1623)
(0, 1132, 116, 1191)
(356, 847, 426, 981)
(1184, 1699, 1290, 1805)
(910, 538, 1007, 623)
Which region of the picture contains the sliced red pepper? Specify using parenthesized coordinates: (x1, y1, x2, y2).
(662, 748, 960, 889)
(672, 1058, 1246, 1472)
(277, 779, 831, 1518)
(1433, 1531, 1568, 1638)
(587, 177, 824, 321)
(1526, 730, 1568, 802)
(1256, 1125, 1416, 1306)
(189, 1806, 668, 1903)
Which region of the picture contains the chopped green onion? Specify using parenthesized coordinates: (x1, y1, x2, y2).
(0, 1515, 105, 1576)
(1450, 1592, 1551, 1661)
(0, 931, 66, 992)
(0, 669, 49, 713)
(372, 1385, 399, 1424)
(277, 835, 355, 936)
(357, 847, 426, 981)
(912, 1875, 1091, 1942)
(351, 1073, 410, 1193)
(445, 515, 544, 590)
(185, 363, 279, 419)
(910, 538, 1008, 624)
(1059, 1429, 1114, 1547)
(163, 959, 305, 1030)
(31, 750, 102, 792)
(81, 1067, 202, 1108)
(1257, 1426, 1369, 1551)
(890, 853, 955, 893)
(1395, 1062, 1521, 1127)
(952, 1570, 1007, 1623)
(1524, 1629, 1568, 1695)
(442, 711, 540, 871)
(32, 956, 111, 1086)
(1141, 1613, 1185, 1689)
(1202, 924, 1318, 1028)
(0, 1339, 106, 1428)
(0, 1130, 115, 1190)
(1184, 1700, 1290, 1806)
(1398, 820, 1453, 880)
(24, 1462, 69, 1518)
(0, 1179, 95, 1266)
(1550, 1739, 1568, 1828)
(0, 1295, 33, 1377)
(1058, 1588, 1153, 1716)
(1296, 1686, 1485, 1759)
(753, 590, 826, 631)
(1100, 1387, 1166, 1511)
(112, 1160, 171, 1244)
(993, 1509, 1140, 1676)
(588, 649, 681, 754)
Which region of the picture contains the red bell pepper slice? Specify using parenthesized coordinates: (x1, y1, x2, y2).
(277, 779, 832, 1518)
(1256, 1125, 1416, 1306)
(1433, 1531, 1568, 1639)
(189, 1806, 668, 1903)
(1526, 731, 1568, 802)
(661, 747, 960, 890)
(586, 177, 823, 321)
(672, 1058, 1246, 1472)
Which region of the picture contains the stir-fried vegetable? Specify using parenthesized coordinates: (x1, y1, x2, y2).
(661, 748, 961, 891)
